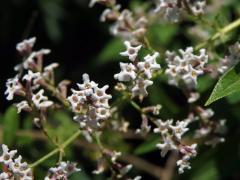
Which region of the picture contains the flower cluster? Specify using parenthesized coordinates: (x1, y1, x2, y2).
(153, 119, 197, 173)
(114, 41, 161, 100)
(90, 0, 148, 44)
(44, 161, 80, 180)
(0, 144, 32, 180)
(68, 74, 112, 130)
(165, 47, 208, 88)
(154, 0, 206, 22)
(5, 37, 69, 127)
(93, 149, 141, 179)
(193, 107, 226, 147)
(217, 42, 240, 74)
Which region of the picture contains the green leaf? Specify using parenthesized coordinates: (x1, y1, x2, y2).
(134, 136, 159, 155)
(3, 106, 19, 146)
(205, 63, 240, 106)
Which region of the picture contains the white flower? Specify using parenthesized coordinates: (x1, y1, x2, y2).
(0, 144, 17, 165)
(22, 70, 41, 82)
(16, 37, 36, 54)
(119, 164, 133, 176)
(120, 41, 142, 62)
(131, 78, 153, 98)
(89, 0, 99, 7)
(170, 121, 189, 140)
(0, 172, 9, 179)
(153, 119, 173, 134)
(92, 85, 112, 101)
(114, 62, 137, 82)
(9, 155, 28, 174)
(194, 127, 211, 138)
(100, 8, 111, 22)
(156, 137, 177, 157)
(45, 161, 80, 179)
(177, 144, 197, 174)
(180, 144, 197, 157)
(77, 73, 98, 96)
(155, 0, 180, 22)
(15, 101, 30, 113)
(182, 65, 203, 85)
(200, 108, 214, 119)
(96, 107, 111, 120)
(133, 176, 142, 180)
(176, 158, 191, 174)
(188, 92, 200, 103)
(38, 101, 54, 108)
(188, 0, 206, 16)
(137, 52, 161, 79)
(44, 63, 59, 72)
(32, 89, 53, 109)
(111, 151, 122, 163)
(5, 76, 22, 101)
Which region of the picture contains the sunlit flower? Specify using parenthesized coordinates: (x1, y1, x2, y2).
(137, 52, 161, 79)
(114, 62, 137, 82)
(120, 41, 142, 62)
(131, 78, 153, 99)
(5, 76, 22, 101)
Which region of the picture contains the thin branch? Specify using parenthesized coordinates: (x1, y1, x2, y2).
(195, 17, 240, 50)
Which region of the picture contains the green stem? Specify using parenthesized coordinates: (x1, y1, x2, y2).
(130, 101, 142, 113)
(195, 18, 240, 50)
(93, 132, 104, 151)
(29, 130, 81, 168)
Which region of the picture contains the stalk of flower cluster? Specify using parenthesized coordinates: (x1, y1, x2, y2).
(195, 17, 240, 50)
(29, 130, 81, 168)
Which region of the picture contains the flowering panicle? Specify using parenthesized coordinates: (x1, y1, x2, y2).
(193, 107, 226, 147)
(153, 119, 197, 173)
(114, 41, 161, 100)
(90, 1, 148, 44)
(154, 0, 206, 22)
(4, 37, 70, 128)
(44, 161, 80, 180)
(68, 73, 112, 130)
(165, 47, 208, 88)
(0, 144, 32, 180)
(217, 42, 240, 74)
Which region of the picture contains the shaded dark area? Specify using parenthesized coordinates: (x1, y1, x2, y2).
(0, 0, 112, 110)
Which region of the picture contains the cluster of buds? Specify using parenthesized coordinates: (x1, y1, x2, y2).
(165, 47, 208, 89)
(154, 0, 207, 22)
(93, 149, 141, 179)
(0, 144, 32, 180)
(114, 41, 161, 101)
(44, 161, 80, 180)
(194, 107, 226, 147)
(89, 0, 148, 44)
(217, 42, 240, 74)
(153, 119, 197, 174)
(68, 74, 112, 131)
